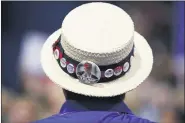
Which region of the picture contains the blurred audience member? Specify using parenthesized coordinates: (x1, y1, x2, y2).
(18, 31, 51, 100)
(8, 97, 37, 123)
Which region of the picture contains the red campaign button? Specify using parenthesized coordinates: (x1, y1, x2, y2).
(114, 66, 123, 76)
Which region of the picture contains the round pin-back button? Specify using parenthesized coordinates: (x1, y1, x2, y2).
(114, 66, 123, 76)
(54, 49, 59, 59)
(130, 56, 134, 64)
(123, 62, 130, 72)
(104, 69, 114, 78)
(67, 63, 75, 74)
(60, 58, 67, 68)
(76, 61, 101, 84)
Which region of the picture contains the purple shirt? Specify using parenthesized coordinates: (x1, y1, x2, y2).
(32, 100, 156, 123)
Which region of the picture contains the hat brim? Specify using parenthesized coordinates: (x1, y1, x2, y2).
(41, 29, 153, 97)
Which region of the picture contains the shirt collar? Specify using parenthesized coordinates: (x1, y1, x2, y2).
(59, 100, 133, 115)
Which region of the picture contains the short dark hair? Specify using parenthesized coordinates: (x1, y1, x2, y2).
(63, 89, 126, 103)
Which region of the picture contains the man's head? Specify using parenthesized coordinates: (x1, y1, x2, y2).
(63, 89, 126, 103)
(84, 62, 92, 74)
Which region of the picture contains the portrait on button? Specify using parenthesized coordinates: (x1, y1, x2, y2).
(104, 69, 114, 78)
(67, 63, 75, 74)
(76, 61, 101, 84)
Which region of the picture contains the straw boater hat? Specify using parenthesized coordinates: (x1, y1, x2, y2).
(41, 2, 153, 97)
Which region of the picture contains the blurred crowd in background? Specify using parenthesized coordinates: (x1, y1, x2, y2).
(1, 1, 184, 123)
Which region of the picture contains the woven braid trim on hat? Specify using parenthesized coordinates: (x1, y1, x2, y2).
(61, 34, 134, 66)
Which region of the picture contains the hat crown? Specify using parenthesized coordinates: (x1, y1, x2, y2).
(61, 2, 134, 65)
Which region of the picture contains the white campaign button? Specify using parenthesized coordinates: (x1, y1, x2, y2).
(76, 61, 101, 84)
(123, 62, 130, 72)
(104, 69, 114, 78)
(54, 49, 59, 59)
(130, 56, 134, 64)
(114, 66, 123, 76)
(60, 58, 67, 68)
(67, 63, 75, 74)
